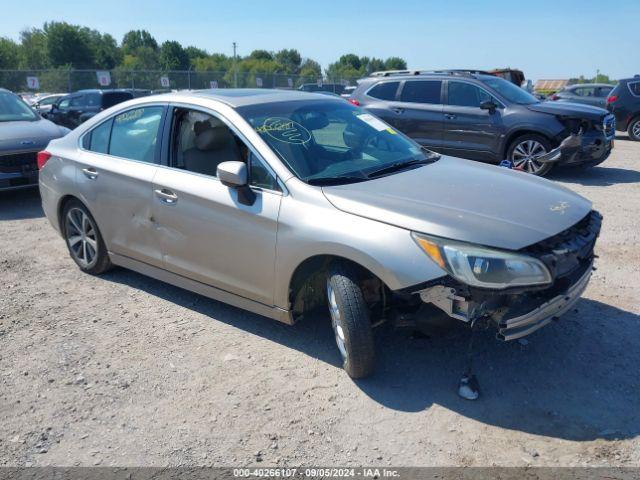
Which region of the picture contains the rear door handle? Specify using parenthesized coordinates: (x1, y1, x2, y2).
(81, 167, 98, 179)
(391, 107, 405, 114)
(154, 188, 178, 204)
(445, 113, 457, 120)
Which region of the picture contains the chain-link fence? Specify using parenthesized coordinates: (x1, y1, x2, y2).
(0, 69, 361, 95)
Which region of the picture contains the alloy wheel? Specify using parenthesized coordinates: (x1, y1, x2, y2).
(510, 140, 548, 174)
(327, 283, 347, 360)
(65, 207, 98, 268)
(632, 120, 640, 139)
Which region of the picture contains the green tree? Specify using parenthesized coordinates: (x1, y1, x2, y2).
(121, 30, 158, 55)
(249, 50, 273, 61)
(87, 31, 121, 69)
(121, 46, 160, 70)
(384, 56, 407, 70)
(19, 28, 49, 69)
(193, 53, 231, 72)
(274, 48, 301, 74)
(159, 41, 189, 70)
(185, 46, 208, 66)
(44, 22, 94, 68)
(298, 58, 322, 81)
(0, 37, 20, 69)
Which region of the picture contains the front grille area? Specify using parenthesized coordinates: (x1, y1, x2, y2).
(0, 151, 38, 174)
(523, 210, 602, 279)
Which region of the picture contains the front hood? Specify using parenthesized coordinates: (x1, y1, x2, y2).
(0, 118, 64, 152)
(322, 156, 592, 250)
(527, 101, 608, 121)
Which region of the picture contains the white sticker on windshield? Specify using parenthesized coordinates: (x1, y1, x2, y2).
(357, 113, 390, 132)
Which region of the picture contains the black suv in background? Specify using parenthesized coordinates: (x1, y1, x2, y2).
(350, 70, 615, 175)
(606, 76, 640, 141)
(44, 89, 135, 129)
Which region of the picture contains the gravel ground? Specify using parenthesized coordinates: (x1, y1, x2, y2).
(1, 136, 639, 467)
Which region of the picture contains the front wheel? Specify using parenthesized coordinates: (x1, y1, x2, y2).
(326, 264, 375, 378)
(628, 117, 640, 141)
(507, 134, 553, 176)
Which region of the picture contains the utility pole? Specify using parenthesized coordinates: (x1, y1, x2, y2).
(233, 42, 238, 88)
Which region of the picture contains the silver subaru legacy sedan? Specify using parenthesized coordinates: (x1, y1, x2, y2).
(39, 89, 601, 378)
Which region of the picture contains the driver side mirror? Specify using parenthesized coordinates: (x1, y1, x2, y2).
(480, 100, 497, 113)
(217, 161, 256, 206)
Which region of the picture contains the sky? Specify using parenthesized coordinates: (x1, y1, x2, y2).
(1, 0, 638, 80)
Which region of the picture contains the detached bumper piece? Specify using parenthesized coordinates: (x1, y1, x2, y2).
(495, 262, 592, 340)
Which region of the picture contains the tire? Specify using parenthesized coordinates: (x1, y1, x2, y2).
(627, 117, 640, 141)
(326, 263, 375, 378)
(506, 133, 554, 176)
(62, 199, 111, 275)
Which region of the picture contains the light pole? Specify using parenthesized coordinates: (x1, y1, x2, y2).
(233, 42, 238, 88)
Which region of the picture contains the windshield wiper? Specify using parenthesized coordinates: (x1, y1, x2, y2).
(306, 176, 368, 186)
(366, 157, 438, 179)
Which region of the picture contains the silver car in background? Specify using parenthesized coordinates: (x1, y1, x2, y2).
(39, 90, 601, 378)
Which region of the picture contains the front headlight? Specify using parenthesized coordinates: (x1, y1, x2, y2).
(412, 233, 552, 289)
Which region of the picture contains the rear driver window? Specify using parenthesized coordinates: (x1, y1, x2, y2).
(367, 81, 399, 100)
(400, 81, 442, 104)
(110, 107, 163, 162)
(84, 106, 163, 163)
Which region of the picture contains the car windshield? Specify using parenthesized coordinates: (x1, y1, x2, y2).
(0, 91, 39, 122)
(480, 76, 539, 105)
(237, 100, 437, 184)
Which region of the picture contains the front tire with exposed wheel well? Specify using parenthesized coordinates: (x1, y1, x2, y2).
(62, 199, 111, 275)
(326, 262, 375, 378)
(506, 133, 554, 176)
(627, 117, 640, 141)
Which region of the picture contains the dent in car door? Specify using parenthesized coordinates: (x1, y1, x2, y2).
(152, 168, 282, 306)
(74, 105, 167, 268)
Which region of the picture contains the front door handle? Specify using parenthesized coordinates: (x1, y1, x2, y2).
(154, 188, 178, 204)
(81, 167, 98, 179)
(445, 113, 457, 120)
(391, 107, 405, 114)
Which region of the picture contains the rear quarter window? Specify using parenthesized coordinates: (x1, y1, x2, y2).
(628, 82, 640, 97)
(367, 81, 400, 101)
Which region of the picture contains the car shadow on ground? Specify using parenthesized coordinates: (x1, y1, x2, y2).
(0, 187, 43, 220)
(103, 267, 639, 442)
(549, 165, 640, 186)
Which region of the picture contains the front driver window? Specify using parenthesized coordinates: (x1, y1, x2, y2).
(448, 82, 493, 107)
(172, 108, 279, 190)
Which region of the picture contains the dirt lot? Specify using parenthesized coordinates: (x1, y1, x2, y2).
(1, 136, 639, 468)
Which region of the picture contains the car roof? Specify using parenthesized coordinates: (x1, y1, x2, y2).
(188, 88, 340, 107)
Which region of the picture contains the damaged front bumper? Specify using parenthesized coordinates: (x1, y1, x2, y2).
(413, 210, 601, 341)
(539, 114, 616, 168)
(493, 262, 592, 340)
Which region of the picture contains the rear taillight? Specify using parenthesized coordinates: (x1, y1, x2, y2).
(348, 99, 360, 106)
(37, 151, 52, 170)
(606, 95, 618, 104)
(550, 94, 559, 101)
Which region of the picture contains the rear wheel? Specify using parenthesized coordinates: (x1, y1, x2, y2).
(326, 263, 375, 378)
(62, 200, 111, 275)
(628, 117, 640, 141)
(507, 134, 553, 176)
